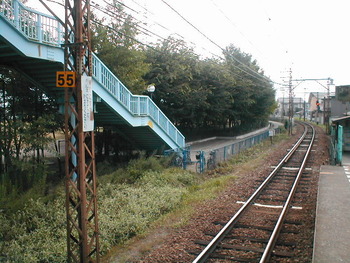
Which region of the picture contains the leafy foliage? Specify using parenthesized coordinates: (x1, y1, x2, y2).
(0, 3, 279, 261)
(142, 38, 276, 134)
(0, 133, 288, 262)
(91, 4, 150, 94)
(0, 157, 196, 261)
(89, 5, 276, 135)
(0, 67, 61, 196)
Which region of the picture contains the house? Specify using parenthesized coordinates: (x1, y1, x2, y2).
(308, 92, 328, 124)
(276, 97, 306, 119)
(330, 85, 350, 119)
(328, 85, 350, 164)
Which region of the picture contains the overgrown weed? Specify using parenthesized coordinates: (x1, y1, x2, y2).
(0, 130, 291, 262)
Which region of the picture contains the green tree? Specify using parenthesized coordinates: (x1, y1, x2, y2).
(223, 45, 275, 130)
(144, 37, 209, 127)
(91, 4, 150, 94)
(0, 67, 61, 195)
(197, 58, 236, 128)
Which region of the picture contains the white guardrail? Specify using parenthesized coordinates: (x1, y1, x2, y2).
(0, 0, 185, 148)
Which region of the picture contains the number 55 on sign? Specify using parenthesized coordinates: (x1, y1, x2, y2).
(56, 71, 76, 88)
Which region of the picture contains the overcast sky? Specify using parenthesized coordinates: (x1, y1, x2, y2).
(28, 0, 350, 98)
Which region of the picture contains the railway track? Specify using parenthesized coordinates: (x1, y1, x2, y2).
(192, 122, 315, 262)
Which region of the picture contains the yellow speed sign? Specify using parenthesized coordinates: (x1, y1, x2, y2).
(56, 71, 76, 88)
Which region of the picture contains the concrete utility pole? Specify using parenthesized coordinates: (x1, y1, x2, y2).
(288, 68, 293, 135)
(325, 78, 332, 133)
(63, 0, 99, 262)
(316, 92, 319, 124)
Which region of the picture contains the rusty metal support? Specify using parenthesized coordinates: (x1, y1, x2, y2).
(64, 0, 99, 262)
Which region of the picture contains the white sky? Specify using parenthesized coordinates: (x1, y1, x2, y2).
(27, 0, 350, 99)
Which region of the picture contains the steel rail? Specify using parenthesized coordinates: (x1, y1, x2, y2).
(259, 123, 315, 262)
(192, 123, 310, 263)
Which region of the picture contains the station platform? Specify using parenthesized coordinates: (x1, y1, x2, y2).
(312, 153, 350, 262)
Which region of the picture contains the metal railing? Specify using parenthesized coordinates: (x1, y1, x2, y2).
(0, 0, 64, 45)
(0, 0, 185, 148)
(210, 127, 282, 169)
(180, 127, 282, 173)
(92, 55, 185, 147)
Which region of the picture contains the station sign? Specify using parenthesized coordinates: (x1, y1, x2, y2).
(81, 75, 94, 132)
(56, 71, 76, 88)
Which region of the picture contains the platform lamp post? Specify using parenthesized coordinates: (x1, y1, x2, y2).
(62, 0, 100, 262)
(147, 84, 155, 100)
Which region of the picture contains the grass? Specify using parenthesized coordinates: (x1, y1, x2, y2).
(1, 129, 290, 262)
(102, 129, 290, 261)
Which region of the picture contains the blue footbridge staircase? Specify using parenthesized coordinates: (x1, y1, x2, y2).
(0, 0, 185, 151)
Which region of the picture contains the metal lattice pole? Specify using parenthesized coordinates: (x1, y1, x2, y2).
(64, 0, 99, 261)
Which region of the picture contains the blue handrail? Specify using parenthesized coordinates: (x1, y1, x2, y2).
(0, 0, 64, 45)
(0, 0, 185, 148)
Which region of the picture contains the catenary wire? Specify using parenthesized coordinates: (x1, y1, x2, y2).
(44, 0, 276, 85)
(159, 0, 274, 84)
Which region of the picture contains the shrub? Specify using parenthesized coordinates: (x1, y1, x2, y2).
(0, 164, 195, 261)
(0, 195, 67, 262)
(96, 175, 188, 254)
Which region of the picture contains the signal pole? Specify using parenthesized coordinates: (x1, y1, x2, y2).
(292, 77, 333, 133)
(63, 0, 99, 262)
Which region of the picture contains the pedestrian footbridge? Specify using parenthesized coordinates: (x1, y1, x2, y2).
(0, 0, 185, 151)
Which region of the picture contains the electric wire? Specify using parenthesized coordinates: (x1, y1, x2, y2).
(212, 0, 286, 87)
(44, 0, 275, 85)
(44, 0, 252, 77)
(121, 0, 185, 39)
(45, 0, 168, 42)
(44, 0, 202, 61)
(209, 0, 265, 59)
(159, 0, 273, 84)
(95, 0, 232, 64)
(108, 0, 139, 14)
(121, 1, 246, 69)
(93, 1, 167, 41)
(123, 0, 272, 84)
(98, 1, 172, 42)
(91, 19, 160, 52)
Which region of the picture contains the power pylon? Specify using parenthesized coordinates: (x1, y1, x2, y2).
(63, 0, 99, 261)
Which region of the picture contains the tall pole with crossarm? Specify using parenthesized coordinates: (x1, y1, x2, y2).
(63, 0, 99, 261)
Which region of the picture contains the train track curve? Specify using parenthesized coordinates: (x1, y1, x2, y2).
(192, 122, 315, 262)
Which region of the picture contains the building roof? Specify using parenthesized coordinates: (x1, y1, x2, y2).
(332, 115, 350, 123)
(309, 92, 328, 98)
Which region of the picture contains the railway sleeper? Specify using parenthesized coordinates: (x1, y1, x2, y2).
(212, 222, 299, 234)
(295, 189, 310, 195)
(194, 240, 294, 258)
(203, 232, 297, 247)
(188, 249, 257, 262)
(273, 173, 300, 177)
(257, 197, 289, 202)
(265, 218, 303, 226)
(264, 187, 290, 192)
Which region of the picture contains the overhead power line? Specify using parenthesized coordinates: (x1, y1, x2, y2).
(209, 0, 265, 59)
(159, 0, 274, 84)
(92, 0, 228, 61)
(44, 0, 275, 85)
